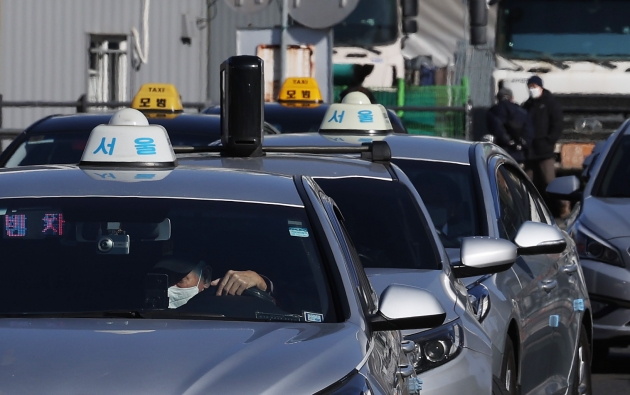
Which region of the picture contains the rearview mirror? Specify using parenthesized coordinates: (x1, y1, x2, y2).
(402, 19, 418, 35)
(514, 221, 567, 255)
(451, 237, 517, 278)
(369, 284, 446, 331)
(547, 176, 582, 202)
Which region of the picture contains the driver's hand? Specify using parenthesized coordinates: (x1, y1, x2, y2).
(211, 270, 267, 296)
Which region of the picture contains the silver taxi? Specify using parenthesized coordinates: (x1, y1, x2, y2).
(178, 64, 528, 394)
(262, 92, 593, 395)
(0, 108, 443, 394)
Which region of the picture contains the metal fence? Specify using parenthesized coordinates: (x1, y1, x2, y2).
(334, 83, 473, 139)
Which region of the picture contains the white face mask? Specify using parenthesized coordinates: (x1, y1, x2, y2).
(168, 274, 201, 308)
(529, 87, 542, 99)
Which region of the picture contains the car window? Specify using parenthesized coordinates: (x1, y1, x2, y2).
(0, 197, 337, 322)
(315, 177, 441, 270)
(320, 195, 378, 314)
(393, 159, 481, 247)
(595, 134, 630, 198)
(496, 166, 526, 240)
(501, 165, 549, 224)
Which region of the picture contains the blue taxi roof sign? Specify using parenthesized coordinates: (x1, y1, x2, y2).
(80, 109, 177, 168)
(319, 92, 393, 135)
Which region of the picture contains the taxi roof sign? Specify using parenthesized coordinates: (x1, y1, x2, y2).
(319, 92, 393, 134)
(277, 77, 323, 104)
(80, 108, 177, 168)
(131, 83, 184, 113)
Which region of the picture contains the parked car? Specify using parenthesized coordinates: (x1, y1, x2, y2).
(0, 108, 439, 394)
(549, 119, 630, 360)
(262, 92, 593, 395)
(0, 82, 280, 168)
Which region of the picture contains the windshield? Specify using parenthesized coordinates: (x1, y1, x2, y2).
(393, 159, 481, 248)
(0, 197, 337, 322)
(497, 0, 630, 59)
(595, 135, 630, 197)
(333, 0, 399, 47)
(315, 178, 441, 270)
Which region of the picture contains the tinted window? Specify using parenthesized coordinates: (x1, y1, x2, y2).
(333, 0, 398, 47)
(496, 166, 529, 240)
(497, 0, 630, 58)
(595, 135, 630, 197)
(0, 198, 336, 322)
(316, 178, 440, 270)
(394, 159, 481, 247)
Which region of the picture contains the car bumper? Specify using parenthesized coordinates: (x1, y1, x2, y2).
(418, 347, 492, 395)
(582, 258, 630, 342)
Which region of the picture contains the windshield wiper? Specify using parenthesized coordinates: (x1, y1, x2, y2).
(507, 49, 569, 70)
(552, 53, 617, 69)
(0, 310, 149, 319)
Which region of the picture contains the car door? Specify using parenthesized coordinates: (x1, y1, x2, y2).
(493, 162, 559, 394)
(519, 169, 580, 390)
(304, 177, 410, 394)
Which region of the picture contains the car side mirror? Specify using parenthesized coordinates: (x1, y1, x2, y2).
(451, 237, 517, 278)
(514, 221, 567, 255)
(547, 176, 582, 202)
(369, 284, 446, 332)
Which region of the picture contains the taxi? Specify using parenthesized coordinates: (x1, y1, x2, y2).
(202, 76, 407, 134)
(262, 92, 593, 395)
(0, 105, 447, 394)
(0, 83, 279, 167)
(179, 56, 525, 395)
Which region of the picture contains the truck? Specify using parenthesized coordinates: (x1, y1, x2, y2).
(490, 0, 630, 172)
(331, 0, 411, 88)
(332, 0, 624, 171)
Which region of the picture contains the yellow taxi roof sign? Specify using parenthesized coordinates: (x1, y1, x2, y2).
(277, 77, 323, 104)
(131, 83, 183, 113)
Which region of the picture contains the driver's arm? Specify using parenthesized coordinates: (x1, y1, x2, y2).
(210, 270, 273, 296)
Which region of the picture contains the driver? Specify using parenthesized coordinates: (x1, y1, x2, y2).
(153, 257, 272, 308)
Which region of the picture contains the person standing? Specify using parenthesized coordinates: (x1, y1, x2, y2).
(486, 87, 534, 164)
(522, 75, 568, 217)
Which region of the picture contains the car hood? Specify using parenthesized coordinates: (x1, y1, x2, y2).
(581, 196, 630, 239)
(365, 268, 459, 324)
(0, 318, 363, 394)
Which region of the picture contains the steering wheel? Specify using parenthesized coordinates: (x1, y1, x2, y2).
(242, 287, 276, 304)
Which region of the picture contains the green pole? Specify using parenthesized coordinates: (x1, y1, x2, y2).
(397, 78, 405, 118)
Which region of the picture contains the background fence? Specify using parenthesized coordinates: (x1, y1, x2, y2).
(334, 78, 472, 138)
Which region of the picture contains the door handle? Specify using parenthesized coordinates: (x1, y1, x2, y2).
(540, 279, 558, 292)
(397, 364, 414, 378)
(401, 340, 416, 354)
(563, 262, 578, 275)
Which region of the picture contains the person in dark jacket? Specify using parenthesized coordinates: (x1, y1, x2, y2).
(486, 87, 534, 164)
(522, 75, 568, 217)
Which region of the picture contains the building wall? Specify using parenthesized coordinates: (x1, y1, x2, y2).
(0, 0, 209, 129)
(207, 1, 281, 104)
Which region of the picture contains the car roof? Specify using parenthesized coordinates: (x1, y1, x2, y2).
(0, 165, 304, 207)
(26, 112, 221, 133)
(203, 103, 407, 134)
(178, 152, 394, 180)
(263, 133, 475, 165)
